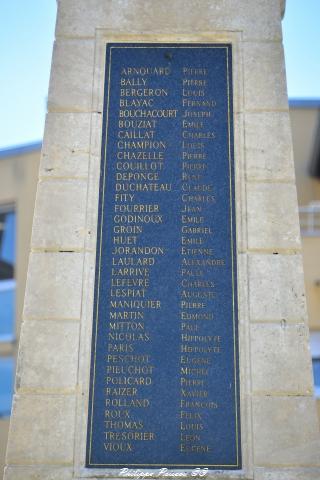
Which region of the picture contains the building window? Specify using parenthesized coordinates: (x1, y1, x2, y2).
(310, 332, 320, 398)
(313, 358, 320, 397)
(299, 202, 320, 236)
(0, 357, 14, 417)
(0, 206, 16, 417)
(0, 207, 16, 342)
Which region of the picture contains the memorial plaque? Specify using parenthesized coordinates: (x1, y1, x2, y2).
(86, 43, 241, 469)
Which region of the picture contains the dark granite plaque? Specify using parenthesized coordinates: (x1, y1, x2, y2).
(86, 43, 241, 469)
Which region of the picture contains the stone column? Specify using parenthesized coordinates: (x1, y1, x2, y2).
(4, 1, 320, 479)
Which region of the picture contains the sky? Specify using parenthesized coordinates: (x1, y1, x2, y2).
(0, 0, 319, 150)
(282, 0, 320, 99)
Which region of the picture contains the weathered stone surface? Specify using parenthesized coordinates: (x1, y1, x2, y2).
(5, 1, 319, 478)
(234, 113, 247, 252)
(31, 179, 87, 249)
(40, 113, 91, 178)
(6, 395, 75, 465)
(245, 112, 295, 181)
(23, 252, 83, 319)
(248, 254, 307, 322)
(85, 154, 100, 252)
(16, 320, 79, 392)
(90, 112, 103, 158)
(247, 183, 301, 250)
(4, 466, 73, 480)
(252, 396, 320, 466)
(251, 323, 313, 394)
(254, 467, 320, 480)
(243, 42, 288, 111)
(48, 39, 94, 112)
(56, 0, 282, 41)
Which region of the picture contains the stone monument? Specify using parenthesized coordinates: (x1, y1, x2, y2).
(4, 1, 320, 479)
